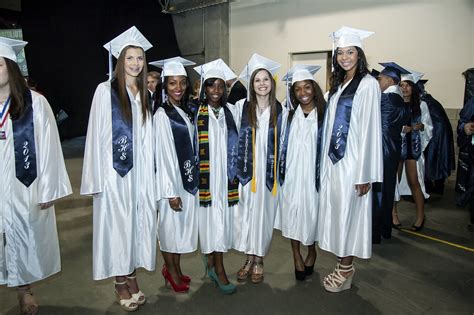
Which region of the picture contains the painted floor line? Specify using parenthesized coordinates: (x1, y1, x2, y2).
(400, 228, 474, 252)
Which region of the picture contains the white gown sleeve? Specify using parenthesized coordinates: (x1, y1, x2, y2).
(354, 77, 383, 185)
(81, 83, 108, 195)
(155, 108, 180, 199)
(35, 93, 72, 203)
(420, 101, 433, 151)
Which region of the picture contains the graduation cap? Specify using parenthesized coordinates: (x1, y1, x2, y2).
(149, 56, 196, 104)
(194, 58, 236, 100)
(370, 69, 380, 78)
(103, 26, 152, 59)
(194, 58, 236, 82)
(379, 62, 410, 83)
(239, 53, 281, 101)
(149, 56, 195, 77)
(0, 37, 27, 63)
(238, 53, 281, 83)
(103, 26, 152, 81)
(329, 26, 374, 49)
(401, 69, 424, 84)
(282, 64, 321, 85)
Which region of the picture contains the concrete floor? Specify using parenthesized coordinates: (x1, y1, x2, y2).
(1, 137, 473, 314)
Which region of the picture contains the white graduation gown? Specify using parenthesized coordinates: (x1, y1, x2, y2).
(317, 74, 383, 259)
(81, 82, 157, 280)
(230, 99, 288, 257)
(276, 106, 320, 246)
(0, 91, 72, 287)
(396, 101, 433, 199)
(155, 105, 198, 254)
(198, 105, 236, 254)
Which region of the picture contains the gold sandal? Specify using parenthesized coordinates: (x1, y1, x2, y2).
(251, 261, 264, 284)
(17, 286, 38, 315)
(237, 259, 253, 282)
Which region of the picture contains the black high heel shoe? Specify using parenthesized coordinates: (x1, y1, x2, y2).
(411, 216, 425, 231)
(295, 269, 306, 281)
(304, 264, 314, 276)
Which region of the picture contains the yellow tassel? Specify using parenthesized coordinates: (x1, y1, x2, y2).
(271, 123, 277, 196)
(251, 127, 257, 193)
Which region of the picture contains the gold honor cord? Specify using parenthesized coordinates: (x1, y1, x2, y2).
(401, 229, 474, 252)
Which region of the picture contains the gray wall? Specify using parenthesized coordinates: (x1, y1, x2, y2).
(171, 3, 229, 85)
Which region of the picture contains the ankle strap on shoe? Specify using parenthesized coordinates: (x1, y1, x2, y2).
(114, 280, 127, 285)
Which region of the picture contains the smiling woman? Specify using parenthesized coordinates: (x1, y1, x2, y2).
(317, 26, 382, 293)
(81, 26, 155, 312)
(231, 53, 289, 284)
(152, 56, 198, 294)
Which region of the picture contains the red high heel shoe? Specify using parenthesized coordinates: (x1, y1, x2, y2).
(180, 274, 191, 284)
(161, 265, 189, 293)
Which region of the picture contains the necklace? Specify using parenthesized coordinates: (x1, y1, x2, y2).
(210, 106, 221, 118)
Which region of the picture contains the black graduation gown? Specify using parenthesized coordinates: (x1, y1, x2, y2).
(227, 80, 247, 105)
(372, 91, 410, 241)
(423, 94, 456, 180)
(455, 97, 474, 209)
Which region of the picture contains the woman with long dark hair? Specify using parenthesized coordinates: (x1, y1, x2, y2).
(81, 27, 156, 312)
(152, 56, 198, 293)
(193, 59, 239, 294)
(392, 71, 433, 231)
(317, 27, 382, 292)
(276, 65, 326, 281)
(231, 53, 288, 284)
(0, 37, 72, 315)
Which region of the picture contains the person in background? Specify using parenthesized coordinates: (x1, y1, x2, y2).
(276, 64, 325, 281)
(372, 62, 410, 243)
(81, 27, 156, 312)
(418, 80, 455, 195)
(455, 96, 474, 231)
(392, 70, 433, 231)
(318, 27, 382, 293)
(147, 70, 160, 113)
(0, 37, 72, 315)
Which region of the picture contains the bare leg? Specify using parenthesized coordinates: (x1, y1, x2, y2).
(173, 253, 183, 277)
(304, 242, 317, 268)
(405, 159, 425, 226)
(290, 239, 304, 272)
(213, 252, 230, 285)
(17, 284, 38, 315)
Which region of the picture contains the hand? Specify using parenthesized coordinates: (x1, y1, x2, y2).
(355, 183, 371, 197)
(413, 123, 424, 131)
(168, 197, 183, 212)
(464, 122, 474, 135)
(39, 201, 53, 209)
(402, 125, 412, 133)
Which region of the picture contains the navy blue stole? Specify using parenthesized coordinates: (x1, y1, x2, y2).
(236, 101, 283, 192)
(278, 109, 295, 185)
(223, 106, 239, 181)
(12, 90, 37, 187)
(164, 104, 199, 195)
(328, 74, 363, 164)
(111, 80, 133, 177)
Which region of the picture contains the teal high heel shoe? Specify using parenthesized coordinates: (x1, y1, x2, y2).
(208, 268, 236, 295)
